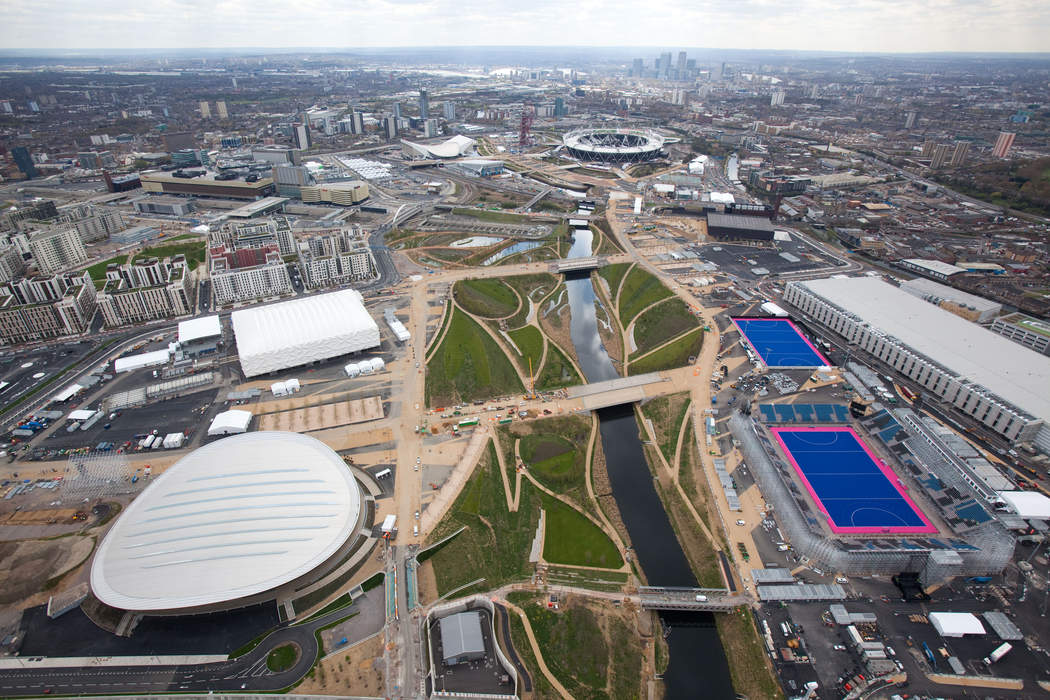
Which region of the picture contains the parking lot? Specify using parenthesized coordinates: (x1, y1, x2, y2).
(697, 239, 834, 280)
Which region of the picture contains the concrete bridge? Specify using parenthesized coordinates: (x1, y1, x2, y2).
(638, 586, 748, 612)
(564, 372, 670, 410)
(555, 256, 604, 273)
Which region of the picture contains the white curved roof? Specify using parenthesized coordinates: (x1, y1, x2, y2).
(563, 128, 665, 155)
(91, 431, 362, 611)
(402, 135, 475, 158)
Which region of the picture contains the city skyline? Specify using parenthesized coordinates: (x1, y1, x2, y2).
(1, 0, 1047, 54)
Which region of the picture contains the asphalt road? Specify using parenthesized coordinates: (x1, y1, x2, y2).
(0, 588, 385, 697)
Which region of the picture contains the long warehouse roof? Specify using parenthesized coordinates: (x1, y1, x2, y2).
(90, 431, 362, 611)
(798, 276, 1050, 421)
(231, 289, 380, 377)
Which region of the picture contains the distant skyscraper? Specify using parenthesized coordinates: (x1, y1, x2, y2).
(930, 143, 951, 169)
(770, 90, 786, 107)
(393, 102, 402, 119)
(631, 58, 644, 77)
(293, 122, 311, 150)
(718, 62, 726, 80)
(418, 88, 429, 119)
(199, 101, 211, 118)
(553, 97, 566, 117)
(10, 146, 37, 179)
(383, 116, 398, 139)
(676, 51, 687, 74)
(904, 111, 917, 129)
(992, 131, 1016, 158)
(950, 141, 970, 166)
(921, 141, 936, 158)
(443, 101, 456, 120)
(231, 77, 238, 89)
(351, 111, 365, 135)
(216, 100, 228, 119)
(660, 52, 672, 78)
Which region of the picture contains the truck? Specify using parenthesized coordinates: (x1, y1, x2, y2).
(983, 642, 1012, 666)
(458, 417, 479, 427)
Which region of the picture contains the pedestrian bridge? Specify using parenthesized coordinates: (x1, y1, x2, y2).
(564, 372, 669, 410)
(638, 586, 746, 612)
(555, 256, 603, 273)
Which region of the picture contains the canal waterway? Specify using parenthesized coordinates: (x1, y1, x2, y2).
(562, 227, 735, 697)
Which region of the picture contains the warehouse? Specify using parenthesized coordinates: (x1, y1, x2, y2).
(705, 212, 776, 241)
(90, 431, 366, 614)
(899, 278, 1002, 323)
(784, 277, 1050, 452)
(439, 611, 486, 665)
(231, 289, 381, 377)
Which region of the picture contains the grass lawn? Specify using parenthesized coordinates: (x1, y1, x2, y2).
(597, 263, 632, 301)
(504, 600, 558, 699)
(132, 240, 207, 270)
(426, 307, 523, 406)
(502, 274, 557, 328)
(514, 416, 592, 498)
(618, 266, 673, 326)
(453, 278, 519, 318)
(717, 607, 785, 700)
(541, 495, 622, 569)
(535, 341, 581, 391)
(266, 643, 299, 672)
(508, 325, 544, 369)
(630, 297, 700, 359)
(452, 207, 535, 224)
(424, 440, 540, 596)
(86, 255, 128, 281)
(629, 327, 703, 375)
(639, 393, 691, 466)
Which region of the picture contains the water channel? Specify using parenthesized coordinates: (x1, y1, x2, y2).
(562, 227, 735, 697)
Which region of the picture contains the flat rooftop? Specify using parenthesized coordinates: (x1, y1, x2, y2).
(798, 276, 1050, 421)
(1001, 312, 1050, 338)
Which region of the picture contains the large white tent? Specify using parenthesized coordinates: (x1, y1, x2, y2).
(930, 612, 985, 638)
(207, 409, 253, 436)
(231, 289, 381, 377)
(114, 348, 171, 374)
(178, 315, 222, 345)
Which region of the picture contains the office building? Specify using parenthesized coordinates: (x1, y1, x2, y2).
(931, 143, 952, 169)
(252, 145, 301, 166)
(0, 246, 26, 283)
(29, 228, 88, 274)
(216, 100, 228, 119)
(676, 51, 687, 74)
(272, 164, 313, 197)
(293, 122, 311, 150)
(163, 131, 197, 151)
(424, 118, 439, 138)
(770, 90, 786, 107)
(392, 102, 402, 119)
(418, 87, 429, 118)
(784, 276, 1050, 452)
(631, 58, 644, 77)
(992, 131, 1016, 159)
(199, 101, 211, 118)
(10, 146, 37, 179)
(991, 313, 1050, 357)
(77, 151, 116, 170)
(299, 182, 370, 206)
(950, 141, 970, 167)
(554, 97, 566, 117)
(0, 271, 96, 345)
(443, 101, 456, 120)
(659, 51, 672, 78)
(133, 196, 196, 216)
(96, 256, 194, 327)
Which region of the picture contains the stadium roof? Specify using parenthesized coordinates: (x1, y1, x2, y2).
(401, 135, 475, 159)
(798, 277, 1050, 421)
(178, 315, 222, 344)
(231, 289, 380, 377)
(90, 431, 362, 612)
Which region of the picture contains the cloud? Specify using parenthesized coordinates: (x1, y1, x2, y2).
(0, 0, 1044, 52)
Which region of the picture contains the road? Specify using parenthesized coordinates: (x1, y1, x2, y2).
(0, 589, 384, 697)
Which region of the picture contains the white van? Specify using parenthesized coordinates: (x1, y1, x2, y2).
(413, 525, 419, 537)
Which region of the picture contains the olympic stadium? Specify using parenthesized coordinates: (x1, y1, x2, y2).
(90, 431, 373, 615)
(562, 128, 665, 163)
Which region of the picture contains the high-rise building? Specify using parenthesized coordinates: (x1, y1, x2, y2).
(631, 58, 644, 77)
(351, 111, 365, 135)
(393, 102, 402, 119)
(921, 141, 936, 158)
(904, 111, 918, 129)
(424, 119, 439, 138)
(443, 101, 456, 120)
(29, 228, 88, 274)
(950, 141, 970, 167)
(383, 116, 399, 140)
(660, 52, 672, 78)
(718, 62, 726, 81)
(199, 101, 211, 118)
(292, 122, 311, 150)
(770, 90, 786, 107)
(992, 131, 1016, 159)
(0, 246, 26, 283)
(418, 88, 429, 118)
(10, 146, 37, 179)
(930, 143, 952, 169)
(216, 100, 228, 119)
(553, 97, 566, 117)
(272, 164, 313, 197)
(676, 51, 687, 74)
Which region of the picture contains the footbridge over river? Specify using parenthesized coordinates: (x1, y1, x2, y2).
(555, 256, 604, 273)
(564, 372, 672, 410)
(638, 587, 748, 612)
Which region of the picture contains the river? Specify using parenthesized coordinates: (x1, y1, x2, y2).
(562, 227, 735, 697)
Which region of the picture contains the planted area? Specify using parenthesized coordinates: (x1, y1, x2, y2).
(503, 274, 557, 328)
(639, 393, 691, 466)
(597, 262, 631, 301)
(629, 327, 703, 375)
(453, 278, 518, 318)
(630, 297, 700, 359)
(514, 416, 592, 499)
(266, 643, 299, 672)
(452, 207, 535, 224)
(535, 342, 581, 391)
(426, 308, 523, 406)
(425, 440, 539, 596)
(717, 608, 785, 700)
(541, 495, 623, 569)
(86, 255, 129, 281)
(508, 325, 544, 367)
(132, 240, 207, 270)
(618, 266, 673, 326)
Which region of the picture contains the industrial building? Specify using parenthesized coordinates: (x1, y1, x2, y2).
(439, 611, 486, 665)
(899, 277, 1002, 323)
(231, 289, 381, 377)
(899, 258, 966, 281)
(447, 159, 503, 177)
(89, 431, 367, 614)
(705, 212, 776, 241)
(990, 313, 1050, 356)
(784, 277, 1050, 452)
(140, 172, 275, 200)
(134, 196, 196, 217)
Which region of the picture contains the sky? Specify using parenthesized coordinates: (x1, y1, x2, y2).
(1, 0, 1047, 54)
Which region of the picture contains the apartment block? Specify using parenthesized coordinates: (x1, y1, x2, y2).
(96, 256, 194, 327)
(29, 228, 88, 274)
(0, 271, 96, 345)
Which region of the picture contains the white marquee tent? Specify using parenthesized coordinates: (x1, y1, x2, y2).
(207, 410, 253, 436)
